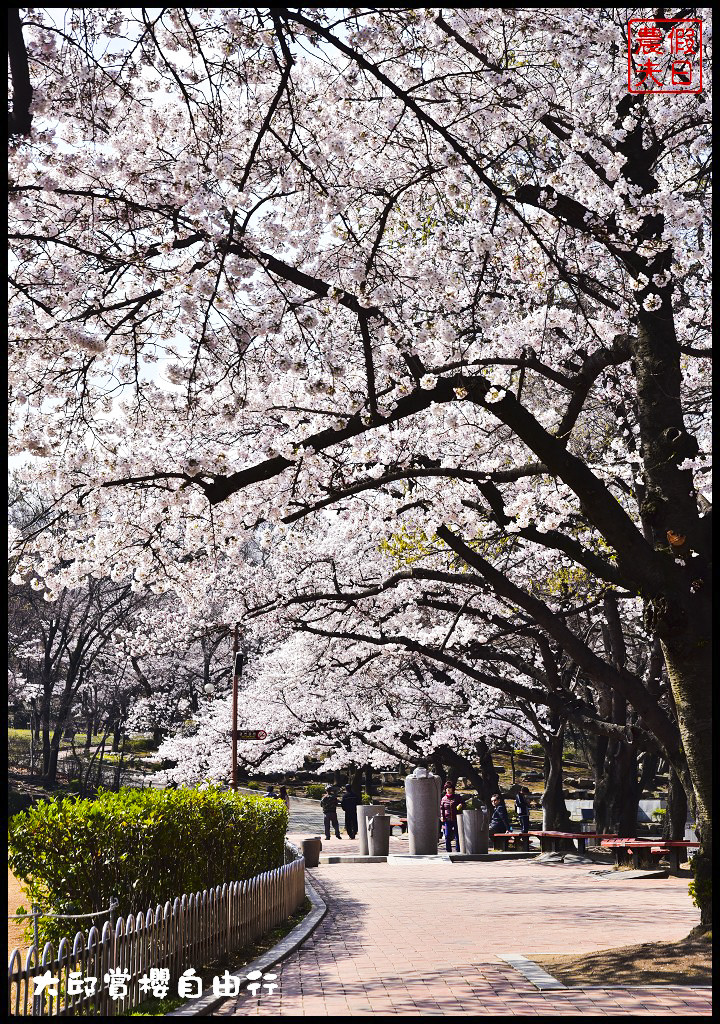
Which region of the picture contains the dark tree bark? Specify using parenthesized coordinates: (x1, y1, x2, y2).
(541, 727, 574, 832)
(663, 766, 689, 842)
(8, 9, 33, 137)
(638, 750, 661, 797)
(84, 715, 94, 754)
(349, 766, 363, 798)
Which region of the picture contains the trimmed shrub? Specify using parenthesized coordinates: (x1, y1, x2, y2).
(304, 783, 325, 799)
(8, 785, 287, 944)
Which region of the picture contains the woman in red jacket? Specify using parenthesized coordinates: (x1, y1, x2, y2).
(440, 782, 464, 852)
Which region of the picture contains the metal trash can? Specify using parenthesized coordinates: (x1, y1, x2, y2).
(357, 804, 385, 855)
(367, 813, 391, 856)
(301, 836, 322, 868)
(458, 807, 489, 854)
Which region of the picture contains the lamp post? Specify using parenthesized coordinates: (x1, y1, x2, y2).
(231, 624, 243, 790)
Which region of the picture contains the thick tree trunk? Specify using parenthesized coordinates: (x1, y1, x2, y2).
(594, 735, 640, 837)
(431, 756, 448, 788)
(638, 750, 660, 796)
(474, 737, 501, 802)
(46, 744, 59, 785)
(42, 722, 51, 778)
(434, 742, 496, 805)
(663, 766, 688, 842)
(661, 636, 711, 927)
(541, 733, 573, 831)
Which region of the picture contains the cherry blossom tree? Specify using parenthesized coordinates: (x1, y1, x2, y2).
(9, 8, 712, 922)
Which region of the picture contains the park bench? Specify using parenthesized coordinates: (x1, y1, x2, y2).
(600, 838, 699, 873)
(491, 832, 534, 852)
(529, 831, 617, 854)
(492, 831, 617, 854)
(529, 831, 616, 854)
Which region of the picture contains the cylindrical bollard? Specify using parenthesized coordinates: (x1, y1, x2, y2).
(367, 813, 391, 856)
(301, 837, 322, 868)
(458, 807, 489, 854)
(405, 769, 442, 855)
(357, 805, 384, 855)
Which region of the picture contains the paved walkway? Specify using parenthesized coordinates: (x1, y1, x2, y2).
(215, 797, 711, 1016)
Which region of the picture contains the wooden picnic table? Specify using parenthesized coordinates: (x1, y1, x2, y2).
(600, 838, 699, 873)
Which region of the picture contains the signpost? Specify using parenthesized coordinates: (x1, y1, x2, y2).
(230, 631, 267, 789)
(231, 625, 241, 790)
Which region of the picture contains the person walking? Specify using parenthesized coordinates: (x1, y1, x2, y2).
(440, 781, 464, 852)
(264, 784, 278, 799)
(278, 785, 291, 812)
(340, 784, 359, 839)
(488, 793, 512, 836)
(514, 787, 531, 833)
(320, 786, 342, 840)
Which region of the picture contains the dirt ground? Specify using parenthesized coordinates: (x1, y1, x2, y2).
(531, 930, 712, 986)
(8, 864, 30, 961)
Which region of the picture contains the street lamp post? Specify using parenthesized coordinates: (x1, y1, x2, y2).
(231, 625, 243, 790)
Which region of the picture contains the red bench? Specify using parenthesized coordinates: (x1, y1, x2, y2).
(600, 838, 699, 873)
(390, 818, 408, 836)
(492, 831, 615, 854)
(529, 831, 616, 854)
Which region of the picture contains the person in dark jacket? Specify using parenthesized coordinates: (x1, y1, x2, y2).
(489, 793, 512, 835)
(514, 787, 531, 833)
(320, 787, 342, 840)
(440, 782, 464, 852)
(340, 784, 359, 839)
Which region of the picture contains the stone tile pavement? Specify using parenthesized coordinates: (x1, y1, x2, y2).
(216, 859, 711, 1016)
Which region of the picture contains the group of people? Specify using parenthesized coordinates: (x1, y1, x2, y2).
(263, 784, 290, 811)
(440, 782, 532, 852)
(320, 785, 360, 840)
(266, 778, 533, 850)
(263, 783, 359, 841)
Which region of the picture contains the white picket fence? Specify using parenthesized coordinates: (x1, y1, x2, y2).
(8, 857, 305, 1016)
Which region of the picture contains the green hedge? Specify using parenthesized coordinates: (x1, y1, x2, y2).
(304, 783, 325, 799)
(8, 785, 287, 945)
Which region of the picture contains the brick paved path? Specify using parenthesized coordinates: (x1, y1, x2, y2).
(217, 859, 711, 1016)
